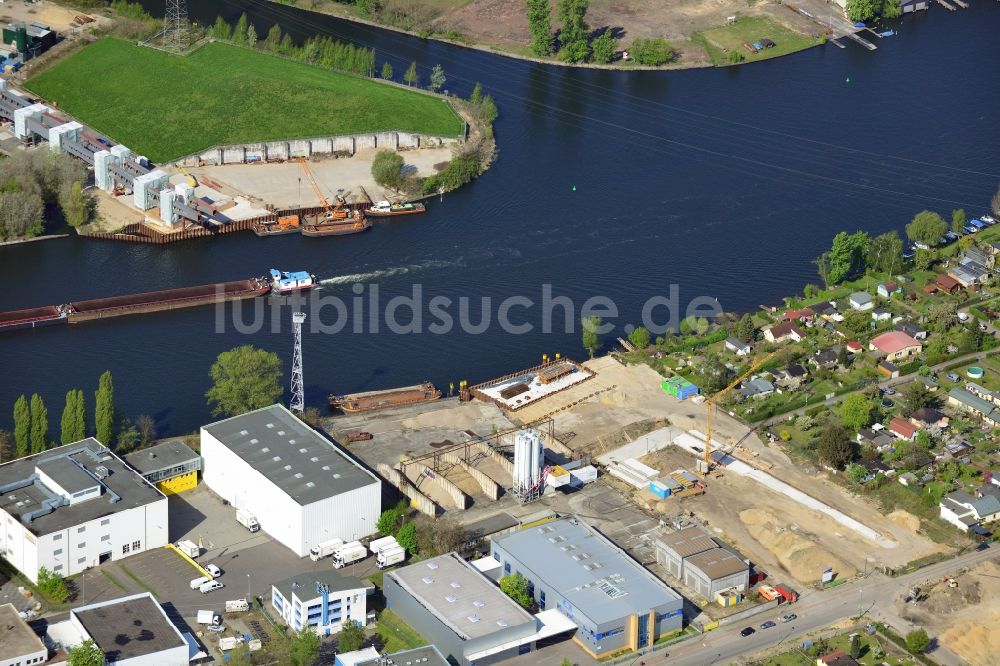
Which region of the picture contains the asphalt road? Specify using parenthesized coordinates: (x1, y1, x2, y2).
(643, 547, 997, 666)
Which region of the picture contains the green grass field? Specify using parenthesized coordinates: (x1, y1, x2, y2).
(693, 16, 821, 66)
(26, 38, 464, 162)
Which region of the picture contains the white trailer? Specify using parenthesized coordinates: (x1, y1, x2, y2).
(225, 599, 250, 613)
(376, 545, 406, 569)
(332, 541, 366, 569)
(176, 540, 200, 558)
(368, 536, 398, 555)
(236, 509, 260, 533)
(309, 538, 344, 562)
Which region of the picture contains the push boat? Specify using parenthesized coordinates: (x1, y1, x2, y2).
(270, 269, 317, 294)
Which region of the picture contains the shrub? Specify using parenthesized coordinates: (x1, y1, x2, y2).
(630, 38, 674, 66)
(727, 50, 744, 64)
(37, 567, 70, 603)
(371, 150, 404, 190)
(779, 430, 792, 442)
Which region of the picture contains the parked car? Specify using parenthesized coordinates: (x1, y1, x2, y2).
(883, 387, 896, 396)
(947, 373, 961, 381)
(781, 614, 797, 623)
(976, 542, 991, 551)
(759, 38, 775, 48)
(205, 564, 222, 578)
(881, 399, 894, 408)
(740, 627, 756, 637)
(199, 580, 224, 594)
(760, 620, 776, 630)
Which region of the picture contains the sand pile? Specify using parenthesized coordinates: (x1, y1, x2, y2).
(401, 405, 481, 431)
(887, 510, 921, 532)
(740, 508, 855, 583)
(941, 609, 1000, 666)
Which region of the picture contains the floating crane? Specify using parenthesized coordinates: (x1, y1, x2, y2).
(703, 350, 779, 474)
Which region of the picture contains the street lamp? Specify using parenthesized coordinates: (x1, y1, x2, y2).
(247, 573, 251, 600)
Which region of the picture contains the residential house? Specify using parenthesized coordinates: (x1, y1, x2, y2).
(870, 330, 922, 362)
(948, 388, 1000, 426)
(934, 274, 962, 294)
(877, 281, 900, 299)
(898, 472, 918, 487)
(943, 440, 973, 457)
(910, 407, 949, 429)
(964, 381, 1000, 407)
(725, 337, 752, 356)
(774, 364, 809, 389)
(894, 320, 928, 340)
(939, 491, 1000, 532)
(817, 651, 861, 666)
(848, 292, 874, 311)
(763, 321, 804, 344)
(878, 360, 900, 378)
(948, 259, 989, 288)
(810, 347, 840, 370)
(871, 308, 893, 322)
(966, 246, 995, 270)
(856, 427, 896, 451)
(845, 340, 864, 354)
(741, 377, 775, 400)
(888, 417, 918, 441)
(917, 375, 939, 391)
(781, 307, 815, 323)
(861, 458, 893, 480)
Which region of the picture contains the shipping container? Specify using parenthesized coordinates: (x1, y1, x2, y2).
(649, 480, 671, 499)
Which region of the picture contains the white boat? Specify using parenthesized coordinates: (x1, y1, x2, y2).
(269, 269, 315, 294)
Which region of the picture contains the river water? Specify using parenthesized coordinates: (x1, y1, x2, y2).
(1, 2, 998, 434)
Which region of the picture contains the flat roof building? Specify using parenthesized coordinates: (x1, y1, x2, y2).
(0, 438, 167, 583)
(45, 593, 188, 666)
(271, 569, 371, 637)
(356, 645, 450, 666)
(0, 602, 47, 666)
(201, 404, 381, 557)
(491, 516, 684, 658)
(384, 552, 539, 665)
(124, 440, 201, 495)
(654, 526, 750, 602)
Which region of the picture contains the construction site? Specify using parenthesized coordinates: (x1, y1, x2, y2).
(325, 354, 947, 623)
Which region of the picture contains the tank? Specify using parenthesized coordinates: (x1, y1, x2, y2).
(513, 430, 543, 490)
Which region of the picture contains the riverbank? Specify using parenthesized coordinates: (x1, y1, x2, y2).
(263, 0, 842, 69)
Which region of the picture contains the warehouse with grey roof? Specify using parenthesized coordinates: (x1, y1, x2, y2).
(654, 526, 749, 601)
(201, 404, 381, 557)
(490, 516, 684, 658)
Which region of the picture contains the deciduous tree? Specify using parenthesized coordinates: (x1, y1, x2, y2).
(868, 231, 904, 276)
(628, 326, 650, 350)
(337, 621, 365, 653)
(396, 522, 417, 553)
(429, 64, 446, 92)
(404, 61, 418, 86)
(499, 573, 534, 610)
(845, 0, 880, 21)
(30, 393, 48, 454)
(556, 0, 589, 62)
(906, 210, 947, 247)
(845, 463, 868, 485)
(900, 382, 932, 415)
(233, 13, 249, 44)
(840, 393, 874, 431)
(265, 23, 283, 50)
(630, 37, 674, 65)
(135, 414, 156, 444)
(591, 29, 616, 64)
(827, 231, 871, 284)
(905, 628, 930, 654)
(67, 639, 104, 666)
(526, 0, 554, 56)
(13, 395, 29, 458)
(817, 424, 856, 469)
(381, 60, 393, 80)
(210, 15, 232, 41)
(61, 390, 80, 444)
(951, 208, 967, 234)
(581, 315, 602, 357)
(288, 625, 321, 666)
(95, 370, 114, 446)
(205, 346, 283, 417)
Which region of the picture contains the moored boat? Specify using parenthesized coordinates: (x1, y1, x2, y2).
(366, 200, 426, 217)
(254, 215, 301, 237)
(329, 381, 442, 413)
(301, 210, 371, 237)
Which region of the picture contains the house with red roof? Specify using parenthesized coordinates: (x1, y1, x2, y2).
(781, 307, 815, 323)
(845, 341, 863, 354)
(870, 331, 922, 362)
(763, 321, 805, 344)
(889, 417, 918, 441)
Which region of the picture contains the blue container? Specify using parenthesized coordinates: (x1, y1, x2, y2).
(649, 481, 671, 499)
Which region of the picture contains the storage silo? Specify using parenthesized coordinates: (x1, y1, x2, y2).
(513, 430, 543, 503)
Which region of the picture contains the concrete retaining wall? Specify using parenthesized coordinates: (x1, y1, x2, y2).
(184, 129, 462, 166)
(473, 441, 514, 477)
(376, 463, 437, 518)
(441, 451, 501, 500)
(402, 458, 468, 510)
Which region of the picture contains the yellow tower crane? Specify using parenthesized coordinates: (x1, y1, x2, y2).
(703, 350, 779, 473)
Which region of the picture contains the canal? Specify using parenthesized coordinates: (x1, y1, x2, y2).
(1, 1, 998, 434)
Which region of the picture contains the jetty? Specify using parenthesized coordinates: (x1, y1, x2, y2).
(846, 31, 877, 50)
(934, 0, 956, 10)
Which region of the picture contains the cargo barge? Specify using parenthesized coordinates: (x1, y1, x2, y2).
(329, 382, 442, 413)
(366, 201, 426, 217)
(0, 305, 69, 332)
(67, 278, 270, 322)
(302, 210, 372, 238)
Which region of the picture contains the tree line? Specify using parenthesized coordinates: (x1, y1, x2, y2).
(526, 0, 675, 65)
(0, 151, 94, 242)
(3, 371, 157, 462)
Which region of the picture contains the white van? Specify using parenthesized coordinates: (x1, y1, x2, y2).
(200, 580, 224, 594)
(190, 576, 211, 590)
(205, 564, 222, 578)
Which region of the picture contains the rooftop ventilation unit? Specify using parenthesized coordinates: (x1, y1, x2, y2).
(421, 576, 434, 584)
(445, 594, 457, 603)
(94, 466, 109, 479)
(426, 562, 439, 570)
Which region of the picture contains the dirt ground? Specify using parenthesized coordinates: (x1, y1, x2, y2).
(898, 559, 1000, 666)
(187, 147, 453, 209)
(636, 446, 945, 588)
(0, 1, 109, 34)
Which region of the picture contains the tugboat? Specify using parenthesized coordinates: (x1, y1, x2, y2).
(301, 210, 372, 237)
(366, 200, 426, 217)
(270, 269, 317, 294)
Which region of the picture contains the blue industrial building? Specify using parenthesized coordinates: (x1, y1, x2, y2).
(490, 516, 684, 658)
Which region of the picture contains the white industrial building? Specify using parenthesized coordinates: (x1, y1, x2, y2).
(271, 569, 371, 637)
(0, 438, 168, 583)
(201, 404, 381, 558)
(44, 593, 189, 666)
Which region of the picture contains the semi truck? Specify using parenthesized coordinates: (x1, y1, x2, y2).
(368, 536, 398, 555)
(376, 545, 406, 569)
(309, 538, 344, 562)
(236, 509, 260, 533)
(332, 541, 367, 569)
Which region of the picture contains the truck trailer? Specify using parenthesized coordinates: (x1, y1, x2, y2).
(332, 541, 367, 569)
(236, 509, 260, 533)
(376, 545, 406, 569)
(176, 539, 200, 558)
(368, 536, 398, 555)
(309, 538, 344, 562)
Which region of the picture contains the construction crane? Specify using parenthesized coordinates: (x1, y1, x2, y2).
(703, 350, 779, 473)
(297, 158, 347, 220)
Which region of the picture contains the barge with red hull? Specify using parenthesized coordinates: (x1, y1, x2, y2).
(0, 305, 68, 332)
(67, 278, 270, 322)
(329, 382, 443, 413)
